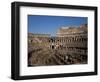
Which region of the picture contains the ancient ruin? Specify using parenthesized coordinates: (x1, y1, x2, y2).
(28, 24, 88, 66)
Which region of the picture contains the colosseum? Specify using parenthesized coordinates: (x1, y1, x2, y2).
(28, 24, 88, 66)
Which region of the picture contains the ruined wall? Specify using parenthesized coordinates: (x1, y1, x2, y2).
(28, 24, 88, 66)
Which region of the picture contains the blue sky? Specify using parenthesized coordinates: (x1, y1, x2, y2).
(28, 15, 87, 36)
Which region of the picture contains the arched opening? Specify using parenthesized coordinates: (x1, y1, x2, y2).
(51, 45, 54, 49)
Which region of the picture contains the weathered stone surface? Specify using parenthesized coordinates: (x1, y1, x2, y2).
(28, 24, 87, 66)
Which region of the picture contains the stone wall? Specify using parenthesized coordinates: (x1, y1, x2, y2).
(28, 24, 88, 66)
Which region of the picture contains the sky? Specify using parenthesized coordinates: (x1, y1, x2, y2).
(28, 15, 87, 36)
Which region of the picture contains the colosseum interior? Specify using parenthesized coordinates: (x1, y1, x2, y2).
(28, 24, 88, 66)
